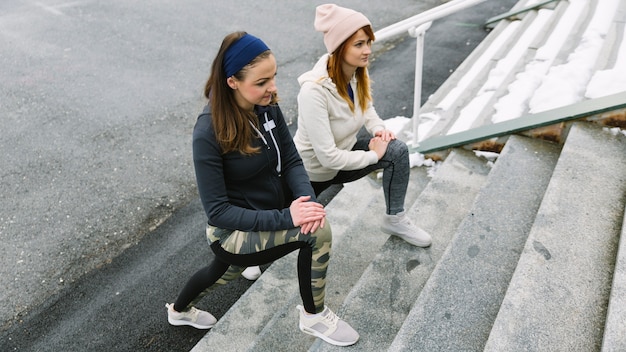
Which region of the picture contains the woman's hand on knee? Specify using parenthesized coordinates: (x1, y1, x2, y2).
(290, 196, 326, 233)
(300, 218, 325, 235)
(369, 137, 389, 160)
(375, 129, 396, 142)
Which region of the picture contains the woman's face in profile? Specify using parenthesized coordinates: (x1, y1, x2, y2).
(229, 54, 278, 111)
(342, 29, 372, 70)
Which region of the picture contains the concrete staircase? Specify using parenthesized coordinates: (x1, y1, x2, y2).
(191, 0, 626, 350)
(388, 123, 626, 352)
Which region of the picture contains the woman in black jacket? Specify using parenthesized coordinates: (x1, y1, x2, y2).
(165, 31, 358, 347)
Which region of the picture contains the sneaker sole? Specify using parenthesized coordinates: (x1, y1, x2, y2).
(380, 227, 432, 247)
(167, 316, 215, 330)
(298, 322, 358, 347)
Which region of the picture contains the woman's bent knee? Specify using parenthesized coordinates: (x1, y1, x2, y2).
(389, 139, 408, 156)
(310, 220, 332, 245)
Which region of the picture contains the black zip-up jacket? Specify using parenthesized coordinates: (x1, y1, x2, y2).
(193, 104, 318, 232)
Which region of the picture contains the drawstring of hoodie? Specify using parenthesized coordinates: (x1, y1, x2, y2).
(264, 112, 281, 175)
(248, 112, 281, 175)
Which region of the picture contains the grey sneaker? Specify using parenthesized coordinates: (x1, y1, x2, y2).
(166, 303, 216, 329)
(381, 211, 432, 247)
(296, 305, 359, 346)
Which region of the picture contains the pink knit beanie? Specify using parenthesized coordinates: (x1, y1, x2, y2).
(314, 4, 371, 53)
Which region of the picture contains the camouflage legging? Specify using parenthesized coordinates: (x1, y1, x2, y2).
(173, 222, 332, 314)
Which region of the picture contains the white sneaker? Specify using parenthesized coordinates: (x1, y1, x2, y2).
(296, 305, 359, 346)
(165, 303, 216, 329)
(381, 211, 432, 247)
(241, 266, 262, 280)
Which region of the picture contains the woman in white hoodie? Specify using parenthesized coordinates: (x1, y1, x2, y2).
(293, 4, 432, 248)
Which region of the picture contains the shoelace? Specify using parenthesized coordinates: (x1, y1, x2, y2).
(321, 308, 339, 328)
(186, 307, 200, 322)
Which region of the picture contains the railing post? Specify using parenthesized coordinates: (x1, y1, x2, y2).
(409, 22, 432, 148)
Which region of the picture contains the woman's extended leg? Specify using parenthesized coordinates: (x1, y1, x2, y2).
(212, 223, 332, 313)
(167, 224, 331, 328)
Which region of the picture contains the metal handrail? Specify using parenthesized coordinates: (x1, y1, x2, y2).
(375, 0, 488, 41)
(374, 0, 488, 147)
(413, 91, 626, 154)
(484, 0, 560, 28)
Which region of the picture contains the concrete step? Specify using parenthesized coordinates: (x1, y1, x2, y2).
(191, 167, 432, 352)
(247, 168, 432, 352)
(484, 121, 626, 351)
(387, 134, 561, 351)
(312, 148, 492, 351)
(602, 206, 626, 352)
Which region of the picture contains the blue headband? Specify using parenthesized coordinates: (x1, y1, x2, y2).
(223, 34, 270, 77)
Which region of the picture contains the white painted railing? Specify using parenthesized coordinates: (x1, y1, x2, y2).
(374, 0, 488, 147)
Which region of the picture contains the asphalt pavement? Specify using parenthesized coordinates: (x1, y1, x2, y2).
(0, 0, 518, 351)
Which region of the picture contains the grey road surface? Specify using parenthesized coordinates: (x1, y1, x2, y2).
(0, 0, 518, 351)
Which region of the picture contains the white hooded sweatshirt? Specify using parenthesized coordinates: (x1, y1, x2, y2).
(293, 54, 386, 182)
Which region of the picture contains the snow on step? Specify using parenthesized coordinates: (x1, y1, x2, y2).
(492, 0, 589, 122)
(437, 22, 520, 112)
(416, 20, 522, 141)
(586, 2, 626, 99)
(529, 0, 622, 113)
(447, 8, 555, 135)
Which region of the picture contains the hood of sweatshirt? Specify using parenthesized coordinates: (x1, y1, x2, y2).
(297, 54, 336, 90)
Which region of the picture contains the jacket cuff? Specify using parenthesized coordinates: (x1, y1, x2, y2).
(367, 150, 379, 164)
